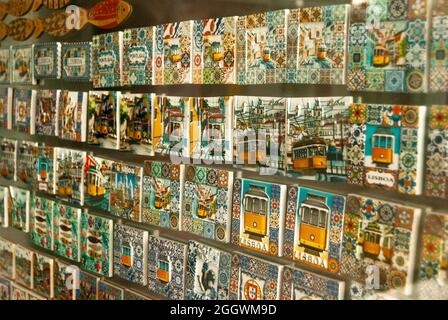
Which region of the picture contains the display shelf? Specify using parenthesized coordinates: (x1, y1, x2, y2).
(0, 127, 446, 212)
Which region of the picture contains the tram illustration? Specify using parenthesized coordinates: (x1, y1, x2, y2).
(95, 116, 113, 136)
(157, 259, 171, 283)
(237, 137, 268, 163)
(298, 194, 329, 252)
(292, 138, 327, 172)
(151, 178, 169, 210)
(86, 166, 106, 198)
(87, 230, 102, 259)
(169, 44, 182, 63)
(243, 184, 269, 238)
(357, 223, 393, 261)
(37, 156, 49, 182)
(211, 41, 223, 62)
(195, 185, 216, 219)
(371, 127, 395, 165)
(57, 175, 73, 197)
(317, 42, 327, 60)
(373, 44, 390, 67)
(120, 241, 132, 268)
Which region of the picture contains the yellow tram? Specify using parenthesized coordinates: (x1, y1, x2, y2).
(211, 41, 223, 62)
(57, 176, 73, 197)
(127, 121, 142, 141)
(243, 185, 269, 237)
(299, 196, 329, 252)
(371, 128, 395, 165)
(358, 223, 393, 260)
(95, 116, 111, 136)
(86, 167, 106, 198)
(317, 42, 327, 60)
(373, 44, 390, 67)
(292, 138, 327, 172)
(238, 138, 268, 163)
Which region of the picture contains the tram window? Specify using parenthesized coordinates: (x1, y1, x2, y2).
(318, 147, 325, 156)
(318, 211, 327, 228)
(253, 198, 260, 214)
(386, 137, 392, 148)
(310, 208, 319, 226)
(383, 237, 390, 248)
(260, 200, 267, 215)
(302, 206, 310, 223)
(245, 197, 252, 212)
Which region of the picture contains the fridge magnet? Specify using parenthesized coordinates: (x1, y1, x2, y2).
(109, 162, 142, 222)
(80, 212, 113, 277)
(283, 186, 346, 273)
(61, 42, 92, 81)
(33, 252, 54, 298)
(286, 96, 353, 181)
(341, 194, 421, 299)
(348, 0, 429, 92)
(425, 105, 448, 198)
(34, 42, 61, 79)
(236, 10, 287, 84)
(147, 235, 187, 300)
(231, 178, 287, 256)
(54, 148, 86, 205)
(17, 140, 37, 184)
(84, 155, 113, 211)
(14, 244, 34, 288)
(142, 160, 184, 230)
(185, 240, 231, 300)
(35, 89, 58, 136)
(13, 88, 36, 134)
(35, 144, 54, 194)
(192, 17, 237, 84)
(346, 103, 427, 195)
(9, 186, 30, 233)
(228, 252, 283, 300)
(182, 165, 233, 242)
(30, 195, 54, 251)
(54, 261, 79, 300)
(122, 27, 153, 86)
(119, 93, 154, 155)
(92, 31, 123, 88)
(53, 202, 81, 262)
(57, 90, 88, 142)
(154, 21, 193, 85)
(153, 95, 194, 157)
(0, 48, 10, 84)
(280, 265, 345, 300)
(415, 210, 448, 299)
(0, 277, 11, 300)
(0, 87, 12, 129)
(87, 91, 120, 149)
(194, 96, 233, 162)
(292, 5, 349, 85)
(78, 270, 98, 300)
(233, 96, 287, 172)
(113, 224, 148, 286)
(0, 138, 17, 181)
(11, 45, 34, 84)
(0, 237, 14, 278)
